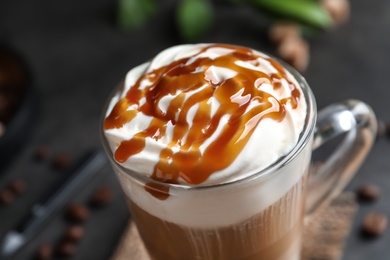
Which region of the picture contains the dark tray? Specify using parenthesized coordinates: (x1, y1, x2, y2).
(0, 44, 38, 171)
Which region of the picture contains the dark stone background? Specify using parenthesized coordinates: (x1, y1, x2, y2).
(1, 0, 389, 259)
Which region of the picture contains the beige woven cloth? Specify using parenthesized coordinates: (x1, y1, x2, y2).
(112, 193, 357, 260)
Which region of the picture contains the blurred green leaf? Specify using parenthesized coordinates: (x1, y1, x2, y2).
(176, 0, 213, 41)
(117, 0, 156, 31)
(251, 0, 333, 29)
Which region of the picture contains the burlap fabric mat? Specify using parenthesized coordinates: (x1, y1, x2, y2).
(111, 192, 357, 260)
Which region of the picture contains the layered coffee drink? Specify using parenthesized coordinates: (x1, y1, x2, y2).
(103, 44, 310, 260)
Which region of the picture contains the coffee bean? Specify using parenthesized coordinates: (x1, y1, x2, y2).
(35, 244, 53, 260)
(56, 241, 76, 257)
(0, 189, 15, 205)
(321, 0, 350, 25)
(52, 153, 71, 169)
(63, 225, 84, 242)
(90, 186, 114, 207)
(34, 145, 51, 161)
(269, 22, 300, 44)
(362, 212, 388, 237)
(66, 203, 90, 223)
(277, 36, 309, 72)
(357, 184, 380, 202)
(7, 178, 27, 195)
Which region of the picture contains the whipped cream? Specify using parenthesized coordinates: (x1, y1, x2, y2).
(103, 43, 310, 227)
(104, 43, 307, 185)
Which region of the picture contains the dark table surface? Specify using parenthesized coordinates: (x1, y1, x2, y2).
(1, 0, 390, 259)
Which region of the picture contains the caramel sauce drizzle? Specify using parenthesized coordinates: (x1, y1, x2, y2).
(104, 44, 301, 199)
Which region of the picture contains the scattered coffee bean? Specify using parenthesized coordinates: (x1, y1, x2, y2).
(35, 244, 53, 260)
(321, 0, 350, 25)
(52, 153, 71, 169)
(34, 145, 51, 161)
(268, 22, 299, 44)
(56, 241, 77, 257)
(0, 189, 15, 205)
(277, 36, 309, 72)
(63, 225, 84, 242)
(90, 186, 114, 207)
(362, 212, 388, 237)
(357, 184, 380, 202)
(268, 21, 310, 72)
(66, 203, 90, 223)
(7, 178, 27, 195)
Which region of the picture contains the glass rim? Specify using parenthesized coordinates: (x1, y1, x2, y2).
(100, 59, 317, 191)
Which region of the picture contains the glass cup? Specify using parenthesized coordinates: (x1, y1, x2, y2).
(101, 60, 377, 260)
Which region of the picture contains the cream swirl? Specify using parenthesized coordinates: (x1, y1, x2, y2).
(104, 43, 307, 190)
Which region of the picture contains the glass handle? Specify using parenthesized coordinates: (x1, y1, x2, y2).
(306, 99, 377, 216)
